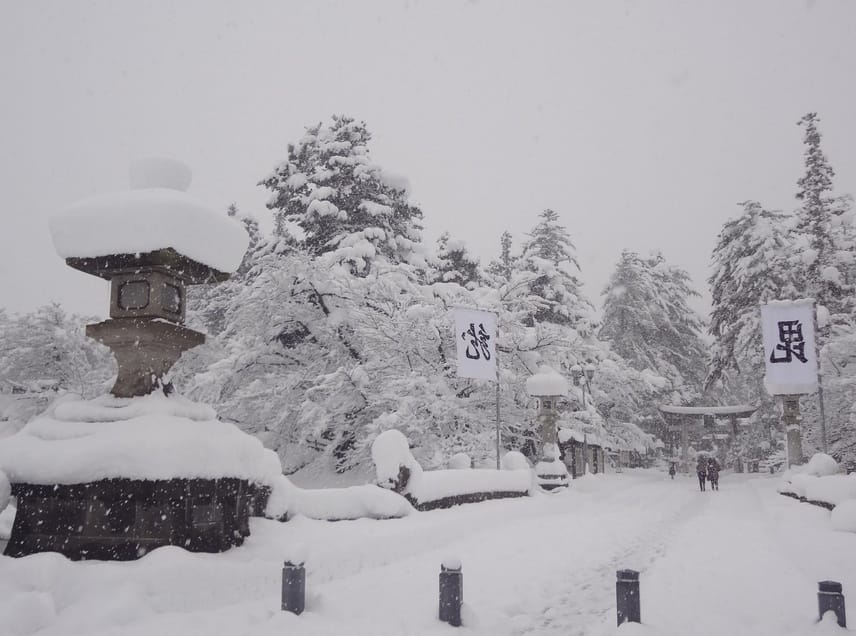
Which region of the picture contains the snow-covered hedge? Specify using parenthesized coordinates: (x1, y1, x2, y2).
(372, 430, 531, 510)
(778, 454, 853, 509)
(265, 473, 412, 521)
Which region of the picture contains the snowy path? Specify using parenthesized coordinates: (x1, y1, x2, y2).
(0, 471, 854, 636)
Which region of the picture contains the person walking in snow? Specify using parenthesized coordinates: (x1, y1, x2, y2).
(707, 457, 720, 491)
(668, 462, 676, 479)
(696, 457, 707, 491)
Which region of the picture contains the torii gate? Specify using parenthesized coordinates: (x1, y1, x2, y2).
(658, 404, 758, 472)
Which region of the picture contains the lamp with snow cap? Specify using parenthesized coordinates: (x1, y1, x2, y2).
(51, 157, 248, 397)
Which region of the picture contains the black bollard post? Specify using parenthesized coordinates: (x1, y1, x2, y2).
(439, 562, 463, 627)
(282, 560, 306, 615)
(616, 569, 641, 626)
(818, 580, 846, 627)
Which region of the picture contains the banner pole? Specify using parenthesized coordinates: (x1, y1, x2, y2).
(813, 304, 828, 454)
(496, 380, 501, 469)
(495, 324, 501, 470)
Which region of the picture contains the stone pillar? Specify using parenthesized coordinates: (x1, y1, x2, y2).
(783, 395, 803, 467)
(681, 419, 689, 473)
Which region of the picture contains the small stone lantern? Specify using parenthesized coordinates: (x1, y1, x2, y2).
(525, 366, 570, 491)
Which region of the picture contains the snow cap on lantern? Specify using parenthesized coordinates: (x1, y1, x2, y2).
(50, 157, 249, 281)
(526, 366, 569, 398)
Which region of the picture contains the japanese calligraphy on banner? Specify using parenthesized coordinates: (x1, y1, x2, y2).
(454, 308, 497, 381)
(760, 300, 818, 395)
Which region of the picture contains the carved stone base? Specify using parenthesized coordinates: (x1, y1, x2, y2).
(5, 477, 267, 561)
(86, 318, 205, 398)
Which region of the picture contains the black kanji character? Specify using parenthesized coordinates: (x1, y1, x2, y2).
(770, 319, 807, 364)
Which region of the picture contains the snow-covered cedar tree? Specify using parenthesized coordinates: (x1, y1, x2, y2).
(791, 113, 855, 327)
(431, 231, 482, 289)
(519, 209, 593, 332)
(599, 250, 707, 399)
(706, 201, 794, 393)
(260, 115, 426, 275)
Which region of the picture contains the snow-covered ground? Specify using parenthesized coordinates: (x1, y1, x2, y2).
(1, 470, 853, 636)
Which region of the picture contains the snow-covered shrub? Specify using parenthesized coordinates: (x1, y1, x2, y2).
(448, 453, 472, 469)
(802, 453, 840, 477)
(372, 429, 423, 492)
(501, 451, 530, 471)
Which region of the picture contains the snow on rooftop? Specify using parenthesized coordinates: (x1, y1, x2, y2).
(525, 366, 568, 397)
(0, 393, 279, 485)
(50, 158, 249, 274)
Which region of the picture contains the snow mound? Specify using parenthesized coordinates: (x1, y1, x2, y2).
(525, 366, 568, 397)
(0, 392, 280, 485)
(0, 469, 9, 513)
(0, 504, 14, 541)
(831, 500, 856, 533)
(265, 474, 412, 521)
(50, 159, 249, 274)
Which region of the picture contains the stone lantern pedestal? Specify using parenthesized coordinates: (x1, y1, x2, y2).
(526, 367, 570, 491)
(0, 159, 275, 560)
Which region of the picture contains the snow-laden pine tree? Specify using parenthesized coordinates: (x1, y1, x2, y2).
(431, 231, 482, 289)
(260, 115, 425, 275)
(599, 250, 707, 403)
(519, 209, 593, 332)
(706, 201, 793, 394)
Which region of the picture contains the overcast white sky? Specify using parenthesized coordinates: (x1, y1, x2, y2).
(1, 0, 855, 320)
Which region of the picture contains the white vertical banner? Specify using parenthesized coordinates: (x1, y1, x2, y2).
(760, 299, 818, 395)
(454, 308, 497, 381)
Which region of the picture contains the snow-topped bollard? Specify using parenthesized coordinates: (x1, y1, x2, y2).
(282, 560, 306, 615)
(616, 569, 641, 626)
(439, 557, 463, 627)
(818, 580, 846, 627)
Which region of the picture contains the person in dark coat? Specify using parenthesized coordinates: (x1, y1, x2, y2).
(696, 457, 707, 491)
(707, 458, 721, 491)
(668, 462, 676, 479)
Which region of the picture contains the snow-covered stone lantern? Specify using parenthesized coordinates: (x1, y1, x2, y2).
(51, 157, 247, 397)
(0, 159, 279, 560)
(526, 366, 570, 491)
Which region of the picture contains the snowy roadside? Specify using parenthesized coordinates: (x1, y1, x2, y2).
(1, 471, 853, 636)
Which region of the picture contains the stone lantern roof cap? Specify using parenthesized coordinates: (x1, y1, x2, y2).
(525, 365, 568, 397)
(50, 158, 249, 280)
